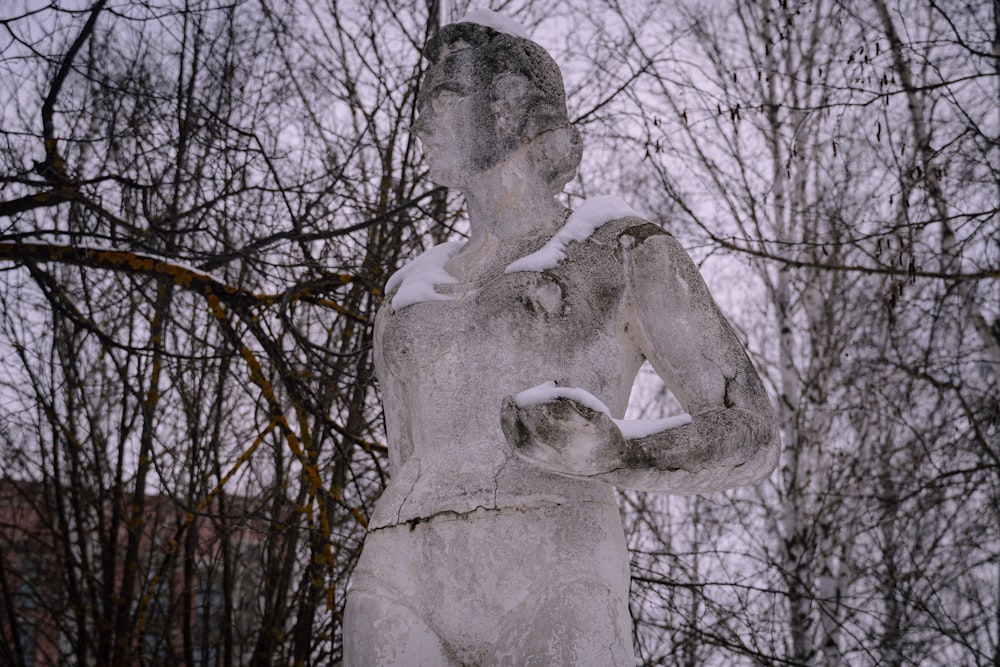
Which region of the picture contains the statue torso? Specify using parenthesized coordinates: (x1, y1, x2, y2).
(370, 219, 650, 528)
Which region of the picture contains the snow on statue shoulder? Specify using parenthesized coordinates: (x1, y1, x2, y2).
(504, 195, 643, 273)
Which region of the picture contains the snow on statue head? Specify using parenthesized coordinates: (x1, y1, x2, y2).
(415, 16, 582, 194)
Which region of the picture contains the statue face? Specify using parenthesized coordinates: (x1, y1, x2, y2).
(415, 28, 582, 194)
(413, 47, 510, 189)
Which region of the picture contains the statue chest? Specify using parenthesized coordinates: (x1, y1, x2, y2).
(377, 254, 631, 390)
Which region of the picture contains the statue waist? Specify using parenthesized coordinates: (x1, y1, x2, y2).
(367, 454, 615, 530)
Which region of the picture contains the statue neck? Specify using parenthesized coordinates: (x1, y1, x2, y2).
(460, 149, 569, 250)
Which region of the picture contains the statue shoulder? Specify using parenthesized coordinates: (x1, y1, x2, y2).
(589, 216, 683, 267)
(584, 216, 658, 245)
(611, 221, 713, 311)
(611, 219, 690, 264)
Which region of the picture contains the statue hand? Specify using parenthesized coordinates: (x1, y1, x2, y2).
(500, 395, 626, 477)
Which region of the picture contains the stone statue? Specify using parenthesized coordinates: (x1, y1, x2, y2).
(343, 11, 779, 665)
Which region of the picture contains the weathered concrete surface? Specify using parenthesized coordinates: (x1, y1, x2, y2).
(343, 13, 779, 666)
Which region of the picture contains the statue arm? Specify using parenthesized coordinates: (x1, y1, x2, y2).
(502, 226, 779, 493)
(604, 228, 780, 492)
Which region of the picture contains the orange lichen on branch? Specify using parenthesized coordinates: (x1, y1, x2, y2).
(351, 505, 368, 529)
(0, 241, 367, 322)
(204, 292, 327, 520)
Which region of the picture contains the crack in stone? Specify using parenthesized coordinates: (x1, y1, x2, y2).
(371, 498, 613, 533)
(492, 448, 515, 507)
(722, 369, 739, 409)
(395, 458, 421, 526)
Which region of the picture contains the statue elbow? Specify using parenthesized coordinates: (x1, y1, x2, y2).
(743, 414, 781, 485)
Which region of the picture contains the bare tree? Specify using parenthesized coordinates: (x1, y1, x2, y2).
(597, 0, 998, 664)
(0, 0, 456, 663)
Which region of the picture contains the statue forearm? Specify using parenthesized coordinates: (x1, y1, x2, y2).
(502, 389, 779, 493)
(597, 406, 779, 493)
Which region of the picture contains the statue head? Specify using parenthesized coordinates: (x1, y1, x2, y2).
(415, 20, 582, 194)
